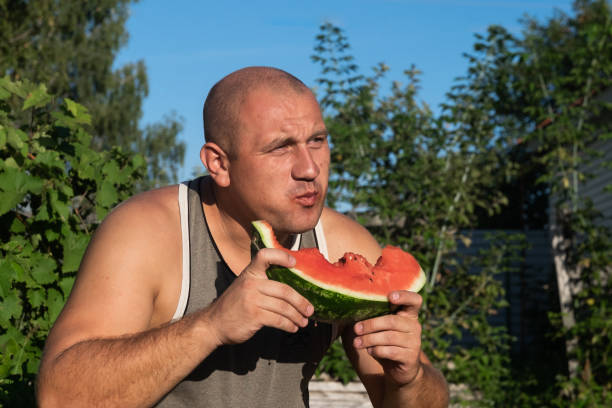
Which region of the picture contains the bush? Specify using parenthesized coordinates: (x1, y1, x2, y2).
(0, 77, 144, 406)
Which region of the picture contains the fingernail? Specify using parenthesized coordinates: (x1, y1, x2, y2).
(302, 318, 309, 327)
(288, 256, 296, 267)
(390, 292, 399, 301)
(354, 338, 362, 347)
(306, 305, 314, 315)
(355, 323, 363, 334)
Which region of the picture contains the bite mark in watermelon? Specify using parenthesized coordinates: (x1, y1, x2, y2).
(251, 220, 427, 323)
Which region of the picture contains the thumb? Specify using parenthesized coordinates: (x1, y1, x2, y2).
(247, 248, 296, 278)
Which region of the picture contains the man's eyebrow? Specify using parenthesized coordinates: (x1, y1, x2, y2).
(260, 136, 295, 151)
(260, 130, 328, 151)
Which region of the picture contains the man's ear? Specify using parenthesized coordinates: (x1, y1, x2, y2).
(200, 142, 231, 187)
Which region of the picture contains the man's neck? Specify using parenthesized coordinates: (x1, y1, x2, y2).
(204, 178, 294, 252)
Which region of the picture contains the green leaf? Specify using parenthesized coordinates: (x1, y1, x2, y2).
(0, 329, 22, 377)
(74, 127, 93, 146)
(0, 83, 10, 99)
(31, 255, 57, 285)
(102, 160, 120, 181)
(61, 232, 89, 273)
(0, 291, 23, 325)
(22, 83, 52, 110)
(0, 167, 45, 215)
(0, 261, 13, 298)
(76, 146, 97, 180)
(3, 156, 20, 169)
(6, 127, 26, 150)
(36, 150, 65, 171)
(132, 154, 146, 169)
(97, 179, 119, 208)
(64, 98, 91, 125)
(49, 189, 70, 221)
(45, 227, 59, 241)
(0, 76, 27, 98)
(35, 201, 50, 221)
(27, 356, 41, 375)
(58, 276, 76, 298)
(27, 288, 46, 309)
(9, 215, 26, 234)
(65, 98, 80, 117)
(46, 288, 65, 324)
(0, 127, 6, 149)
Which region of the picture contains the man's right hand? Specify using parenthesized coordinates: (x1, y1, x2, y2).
(201, 248, 314, 346)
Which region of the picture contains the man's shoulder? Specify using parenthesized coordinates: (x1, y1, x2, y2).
(88, 185, 182, 268)
(102, 185, 180, 234)
(320, 208, 381, 263)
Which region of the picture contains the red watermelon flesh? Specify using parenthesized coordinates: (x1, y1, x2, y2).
(286, 246, 424, 297)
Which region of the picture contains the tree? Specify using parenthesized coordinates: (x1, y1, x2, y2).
(460, 1, 612, 404)
(311, 23, 519, 406)
(0, 0, 185, 187)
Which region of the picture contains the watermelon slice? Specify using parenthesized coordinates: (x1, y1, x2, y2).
(251, 220, 427, 322)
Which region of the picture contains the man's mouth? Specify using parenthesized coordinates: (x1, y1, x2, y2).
(295, 191, 318, 207)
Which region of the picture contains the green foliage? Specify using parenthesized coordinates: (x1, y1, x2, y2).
(311, 23, 517, 405)
(315, 339, 357, 384)
(424, 233, 525, 407)
(464, 1, 612, 404)
(0, 77, 144, 406)
(0, 0, 185, 188)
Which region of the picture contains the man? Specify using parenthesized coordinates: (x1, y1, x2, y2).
(37, 67, 449, 407)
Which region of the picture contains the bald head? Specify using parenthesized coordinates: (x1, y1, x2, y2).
(203, 67, 312, 158)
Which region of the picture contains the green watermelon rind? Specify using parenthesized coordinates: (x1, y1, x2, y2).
(266, 265, 393, 323)
(252, 220, 426, 323)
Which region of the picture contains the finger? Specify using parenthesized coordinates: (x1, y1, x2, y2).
(353, 329, 419, 350)
(367, 345, 416, 363)
(258, 279, 314, 318)
(388, 291, 422, 319)
(354, 314, 414, 336)
(259, 309, 303, 333)
(248, 248, 296, 278)
(257, 295, 310, 328)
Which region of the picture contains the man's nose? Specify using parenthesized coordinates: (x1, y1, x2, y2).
(292, 146, 320, 181)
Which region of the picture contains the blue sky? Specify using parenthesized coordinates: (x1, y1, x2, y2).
(115, 0, 575, 181)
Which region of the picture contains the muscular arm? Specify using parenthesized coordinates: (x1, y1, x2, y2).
(321, 209, 449, 408)
(36, 187, 207, 407)
(37, 188, 313, 407)
(38, 309, 218, 407)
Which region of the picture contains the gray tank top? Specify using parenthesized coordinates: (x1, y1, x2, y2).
(156, 177, 333, 407)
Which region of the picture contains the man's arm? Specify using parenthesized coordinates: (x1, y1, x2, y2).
(38, 308, 219, 408)
(321, 208, 449, 408)
(37, 188, 313, 407)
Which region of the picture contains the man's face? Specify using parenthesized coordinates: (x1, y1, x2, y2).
(227, 87, 330, 234)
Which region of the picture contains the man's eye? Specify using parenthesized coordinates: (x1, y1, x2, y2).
(310, 136, 327, 146)
(271, 144, 289, 152)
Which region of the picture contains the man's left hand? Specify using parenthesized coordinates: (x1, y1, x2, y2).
(352, 290, 423, 386)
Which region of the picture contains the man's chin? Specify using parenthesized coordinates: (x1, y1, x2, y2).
(272, 206, 323, 234)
